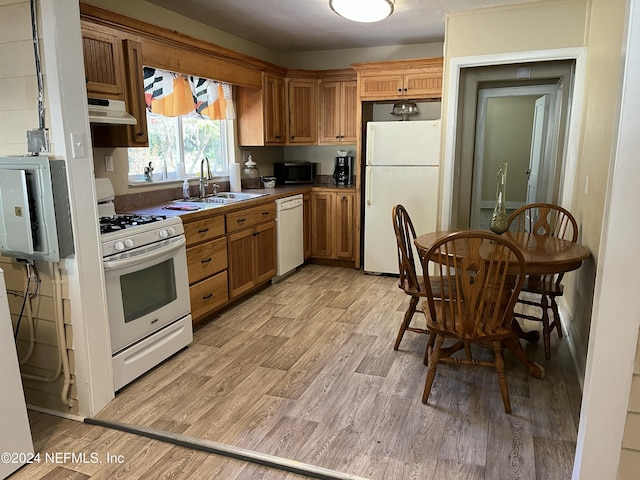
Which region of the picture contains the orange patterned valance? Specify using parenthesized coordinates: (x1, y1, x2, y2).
(143, 67, 235, 120)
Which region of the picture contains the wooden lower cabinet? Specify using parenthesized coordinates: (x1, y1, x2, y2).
(186, 237, 227, 285)
(335, 192, 354, 259)
(183, 201, 277, 324)
(303, 193, 311, 259)
(310, 190, 355, 261)
(227, 220, 276, 299)
(184, 215, 228, 324)
(189, 271, 228, 320)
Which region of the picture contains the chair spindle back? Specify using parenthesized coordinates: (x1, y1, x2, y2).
(392, 205, 422, 294)
(422, 231, 526, 339)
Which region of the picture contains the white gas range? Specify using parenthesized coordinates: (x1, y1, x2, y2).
(96, 178, 192, 391)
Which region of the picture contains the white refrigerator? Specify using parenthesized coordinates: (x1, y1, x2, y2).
(364, 120, 441, 274)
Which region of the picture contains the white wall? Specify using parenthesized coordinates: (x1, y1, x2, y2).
(575, 1, 640, 477)
(39, 0, 114, 416)
(0, 0, 113, 417)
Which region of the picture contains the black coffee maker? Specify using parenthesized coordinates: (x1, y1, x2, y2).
(333, 156, 353, 186)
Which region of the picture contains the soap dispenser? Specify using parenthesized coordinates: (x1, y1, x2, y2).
(182, 179, 190, 200)
(241, 154, 261, 189)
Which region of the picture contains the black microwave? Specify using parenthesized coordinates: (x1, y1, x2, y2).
(273, 162, 317, 185)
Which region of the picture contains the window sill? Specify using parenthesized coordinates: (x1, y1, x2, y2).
(128, 175, 229, 188)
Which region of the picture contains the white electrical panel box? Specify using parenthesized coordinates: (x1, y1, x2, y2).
(0, 169, 35, 256)
(0, 156, 73, 262)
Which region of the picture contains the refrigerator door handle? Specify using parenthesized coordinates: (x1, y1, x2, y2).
(366, 166, 372, 205)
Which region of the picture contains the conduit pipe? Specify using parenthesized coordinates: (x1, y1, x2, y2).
(14, 262, 74, 407)
(53, 263, 74, 407)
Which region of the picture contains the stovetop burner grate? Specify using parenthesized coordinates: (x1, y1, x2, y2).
(99, 214, 168, 234)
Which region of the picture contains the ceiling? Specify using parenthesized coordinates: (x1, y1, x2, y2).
(144, 0, 547, 53)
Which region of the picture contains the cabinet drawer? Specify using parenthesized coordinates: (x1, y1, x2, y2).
(190, 270, 228, 320)
(184, 216, 225, 246)
(226, 202, 276, 233)
(186, 237, 227, 284)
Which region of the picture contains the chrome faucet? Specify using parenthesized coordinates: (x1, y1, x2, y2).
(211, 183, 220, 195)
(199, 157, 213, 198)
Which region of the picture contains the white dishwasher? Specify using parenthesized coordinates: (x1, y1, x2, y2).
(275, 194, 304, 278)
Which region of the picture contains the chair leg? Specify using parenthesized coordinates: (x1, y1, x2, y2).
(550, 296, 563, 338)
(423, 330, 436, 366)
(394, 296, 419, 350)
(540, 294, 552, 360)
(422, 334, 444, 404)
(493, 341, 511, 414)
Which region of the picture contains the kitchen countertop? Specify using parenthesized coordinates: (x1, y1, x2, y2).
(127, 184, 356, 222)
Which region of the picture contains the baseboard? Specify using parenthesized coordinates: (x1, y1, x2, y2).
(559, 298, 586, 392)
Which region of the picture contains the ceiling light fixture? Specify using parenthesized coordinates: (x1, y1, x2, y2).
(330, 0, 394, 23)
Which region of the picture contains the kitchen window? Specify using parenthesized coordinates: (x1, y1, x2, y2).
(128, 67, 235, 183)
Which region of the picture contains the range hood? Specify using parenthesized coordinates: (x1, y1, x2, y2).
(88, 98, 137, 125)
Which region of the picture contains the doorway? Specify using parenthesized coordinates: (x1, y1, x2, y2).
(450, 60, 575, 229)
(470, 84, 561, 229)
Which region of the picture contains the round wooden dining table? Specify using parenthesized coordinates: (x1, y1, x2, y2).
(414, 229, 590, 378)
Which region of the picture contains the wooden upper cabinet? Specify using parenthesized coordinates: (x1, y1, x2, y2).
(287, 78, 317, 145)
(403, 72, 442, 98)
(237, 72, 286, 146)
(319, 80, 357, 144)
(81, 21, 124, 99)
(354, 58, 444, 100)
(358, 74, 403, 99)
(90, 37, 149, 148)
(264, 74, 286, 144)
(121, 39, 148, 145)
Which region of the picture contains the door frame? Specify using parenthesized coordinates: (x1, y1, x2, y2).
(441, 48, 587, 231)
(470, 84, 560, 228)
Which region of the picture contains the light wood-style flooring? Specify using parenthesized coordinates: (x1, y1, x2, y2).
(11, 264, 581, 479)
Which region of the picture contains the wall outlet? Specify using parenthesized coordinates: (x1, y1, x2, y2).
(104, 155, 114, 172)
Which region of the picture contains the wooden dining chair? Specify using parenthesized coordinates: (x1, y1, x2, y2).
(391, 205, 430, 350)
(507, 203, 578, 360)
(420, 231, 526, 414)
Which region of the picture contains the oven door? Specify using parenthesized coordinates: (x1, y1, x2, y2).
(103, 235, 190, 354)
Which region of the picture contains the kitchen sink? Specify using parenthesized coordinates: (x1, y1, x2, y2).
(174, 191, 268, 205)
(211, 192, 268, 201)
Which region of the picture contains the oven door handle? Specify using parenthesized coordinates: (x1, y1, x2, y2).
(103, 236, 186, 271)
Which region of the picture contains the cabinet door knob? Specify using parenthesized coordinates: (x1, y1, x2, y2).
(202, 293, 213, 300)
(201, 257, 212, 264)
(198, 228, 209, 233)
